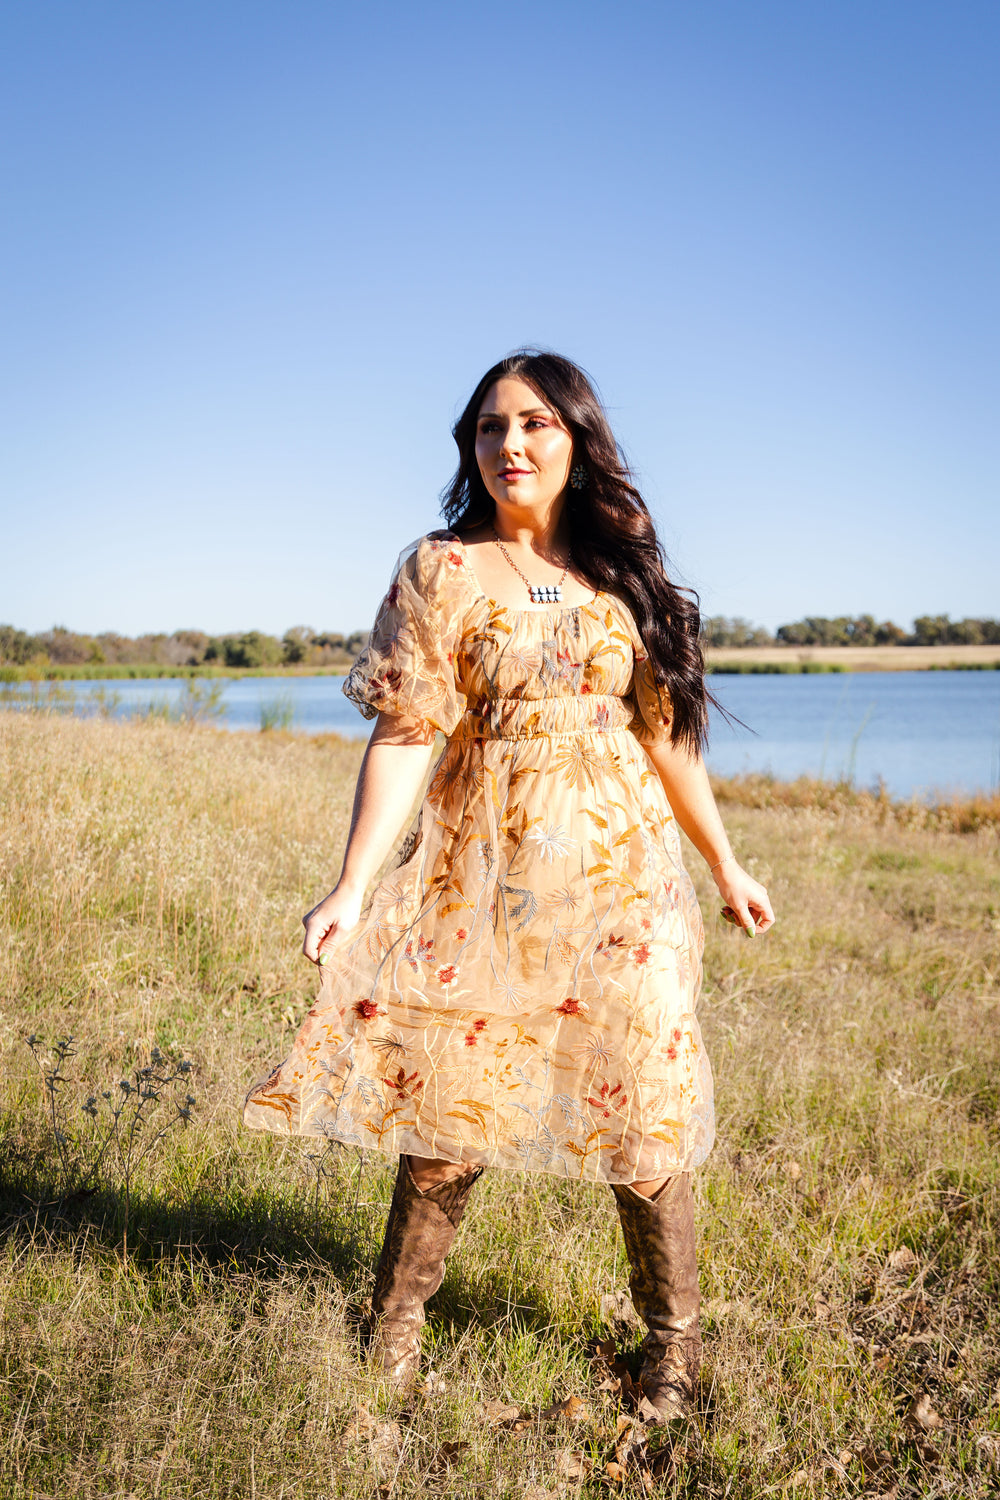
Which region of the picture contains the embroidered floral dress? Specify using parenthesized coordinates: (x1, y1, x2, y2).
(244, 531, 714, 1183)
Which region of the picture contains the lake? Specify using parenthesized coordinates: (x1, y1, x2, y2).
(4, 670, 998, 801)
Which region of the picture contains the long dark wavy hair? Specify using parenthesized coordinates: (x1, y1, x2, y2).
(441, 349, 715, 753)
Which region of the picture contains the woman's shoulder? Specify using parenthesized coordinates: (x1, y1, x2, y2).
(389, 530, 471, 604)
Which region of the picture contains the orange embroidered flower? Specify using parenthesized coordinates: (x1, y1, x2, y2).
(435, 963, 460, 988)
(666, 1043, 678, 1061)
(672, 1027, 682, 1043)
(353, 999, 381, 1021)
(473, 1018, 487, 1031)
(631, 943, 652, 966)
(455, 928, 468, 941)
(464, 1032, 478, 1046)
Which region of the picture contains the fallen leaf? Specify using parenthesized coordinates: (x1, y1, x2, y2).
(782, 1159, 802, 1181)
(555, 1448, 592, 1480)
(856, 1444, 895, 1479)
(606, 1459, 626, 1482)
(787, 1466, 811, 1486)
(838, 1448, 853, 1466)
(615, 1426, 649, 1468)
(419, 1369, 447, 1396)
(478, 1399, 521, 1424)
(886, 1246, 918, 1275)
(365, 1420, 404, 1482)
(342, 1406, 377, 1443)
(906, 1392, 944, 1432)
(539, 1393, 591, 1425)
(813, 1295, 832, 1322)
(428, 1439, 468, 1474)
(975, 1433, 1000, 1469)
(600, 1290, 639, 1327)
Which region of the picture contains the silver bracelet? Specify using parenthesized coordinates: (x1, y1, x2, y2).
(709, 854, 736, 875)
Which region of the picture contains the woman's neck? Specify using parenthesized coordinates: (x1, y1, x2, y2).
(491, 500, 569, 558)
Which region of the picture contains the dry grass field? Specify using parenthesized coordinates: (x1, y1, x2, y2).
(1, 713, 998, 1499)
(704, 644, 1000, 673)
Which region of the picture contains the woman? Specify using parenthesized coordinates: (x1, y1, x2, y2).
(244, 350, 773, 1422)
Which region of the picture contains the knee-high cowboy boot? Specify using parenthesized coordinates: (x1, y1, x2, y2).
(369, 1156, 484, 1388)
(611, 1173, 702, 1422)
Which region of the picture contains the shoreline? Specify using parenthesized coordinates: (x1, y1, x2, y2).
(3, 643, 1000, 682)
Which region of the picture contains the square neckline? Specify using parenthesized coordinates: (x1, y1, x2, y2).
(444, 529, 604, 618)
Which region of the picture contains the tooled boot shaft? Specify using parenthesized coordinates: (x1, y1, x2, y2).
(611, 1173, 701, 1421)
(370, 1157, 483, 1387)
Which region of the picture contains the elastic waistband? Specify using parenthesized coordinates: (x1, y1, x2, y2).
(451, 694, 634, 742)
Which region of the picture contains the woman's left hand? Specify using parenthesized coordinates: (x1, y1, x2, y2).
(712, 859, 774, 938)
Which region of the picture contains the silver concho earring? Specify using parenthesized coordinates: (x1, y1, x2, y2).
(570, 463, 588, 491)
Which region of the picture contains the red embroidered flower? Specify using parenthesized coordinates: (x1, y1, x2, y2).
(672, 1027, 682, 1043)
(587, 1080, 626, 1118)
(596, 933, 626, 956)
(473, 1018, 487, 1031)
(455, 928, 467, 941)
(631, 943, 652, 966)
(666, 1044, 678, 1061)
(464, 1032, 478, 1047)
(384, 1066, 423, 1098)
(555, 997, 587, 1017)
(435, 963, 459, 988)
(353, 999, 380, 1021)
(446, 549, 462, 568)
(580, 682, 593, 694)
(641, 917, 652, 931)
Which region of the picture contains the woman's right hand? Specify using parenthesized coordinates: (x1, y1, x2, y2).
(301, 884, 363, 965)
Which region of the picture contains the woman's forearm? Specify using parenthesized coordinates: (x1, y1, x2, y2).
(337, 714, 437, 895)
(643, 736, 774, 935)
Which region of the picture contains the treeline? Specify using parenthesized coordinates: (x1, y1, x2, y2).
(702, 614, 1000, 648)
(3, 613, 998, 668)
(0, 624, 368, 669)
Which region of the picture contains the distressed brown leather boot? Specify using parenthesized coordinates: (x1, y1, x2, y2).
(369, 1156, 483, 1388)
(611, 1173, 701, 1423)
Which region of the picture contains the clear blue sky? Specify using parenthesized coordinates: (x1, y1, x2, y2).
(2, 0, 997, 637)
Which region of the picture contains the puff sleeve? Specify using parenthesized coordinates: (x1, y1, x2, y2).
(628, 653, 675, 745)
(343, 533, 468, 735)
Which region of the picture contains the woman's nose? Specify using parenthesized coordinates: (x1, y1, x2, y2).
(498, 425, 523, 457)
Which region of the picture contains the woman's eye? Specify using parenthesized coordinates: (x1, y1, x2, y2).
(524, 418, 548, 430)
(479, 421, 500, 434)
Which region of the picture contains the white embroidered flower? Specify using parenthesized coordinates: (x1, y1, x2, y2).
(574, 1031, 614, 1066)
(525, 824, 577, 863)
